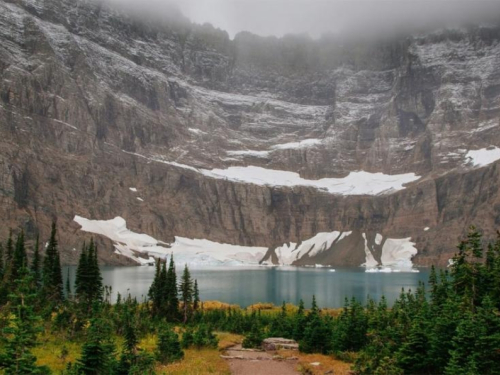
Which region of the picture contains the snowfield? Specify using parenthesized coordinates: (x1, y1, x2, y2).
(272, 231, 352, 265)
(226, 150, 270, 158)
(74, 216, 418, 271)
(270, 139, 323, 150)
(124, 150, 420, 196)
(203, 167, 420, 196)
(466, 147, 500, 167)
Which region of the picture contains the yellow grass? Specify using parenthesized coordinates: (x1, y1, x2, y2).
(33, 332, 82, 372)
(278, 350, 353, 375)
(155, 348, 231, 375)
(154, 331, 242, 374)
(216, 332, 244, 350)
(31, 329, 242, 374)
(201, 301, 239, 310)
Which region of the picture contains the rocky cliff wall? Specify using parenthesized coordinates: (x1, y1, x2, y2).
(1, 0, 500, 266)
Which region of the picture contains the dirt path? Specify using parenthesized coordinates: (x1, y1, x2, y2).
(222, 344, 299, 375)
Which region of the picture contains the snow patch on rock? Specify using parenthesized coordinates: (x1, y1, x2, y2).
(74, 215, 266, 266)
(270, 139, 323, 150)
(74, 216, 418, 270)
(226, 150, 270, 158)
(466, 147, 500, 167)
(124, 151, 420, 196)
(272, 231, 351, 265)
(202, 166, 420, 196)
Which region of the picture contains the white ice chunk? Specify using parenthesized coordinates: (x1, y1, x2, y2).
(380, 238, 418, 270)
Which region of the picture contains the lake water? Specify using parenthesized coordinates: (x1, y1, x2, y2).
(64, 266, 430, 308)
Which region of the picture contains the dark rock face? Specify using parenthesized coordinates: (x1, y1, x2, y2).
(1, 0, 500, 266)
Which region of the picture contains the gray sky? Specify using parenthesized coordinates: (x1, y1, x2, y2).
(107, 0, 500, 38)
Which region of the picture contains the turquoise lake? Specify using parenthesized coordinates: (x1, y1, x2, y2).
(65, 266, 430, 308)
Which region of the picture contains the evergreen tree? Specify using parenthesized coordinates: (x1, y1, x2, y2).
(242, 320, 265, 348)
(397, 313, 432, 374)
(193, 279, 200, 311)
(451, 226, 485, 310)
(166, 255, 179, 321)
(299, 303, 332, 354)
(292, 299, 306, 341)
(333, 297, 368, 352)
(75, 242, 88, 300)
(269, 301, 292, 338)
(179, 264, 193, 323)
(0, 244, 4, 280)
(8, 231, 27, 283)
(116, 310, 139, 375)
(156, 325, 184, 364)
(65, 268, 72, 299)
(5, 229, 13, 262)
(87, 240, 103, 303)
(78, 317, 116, 375)
(147, 258, 161, 315)
(192, 325, 218, 349)
(75, 240, 103, 307)
(30, 235, 42, 286)
(42, 222, 64, 303)
(0, 269, 49, 374)
(158, 260, 168, 314)
(181, 328, 194, 349)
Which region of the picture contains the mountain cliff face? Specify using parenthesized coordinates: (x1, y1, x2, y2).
(2, 0, 500, 267)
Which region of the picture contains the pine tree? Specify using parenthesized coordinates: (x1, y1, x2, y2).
(30, 235, 41, 286)
(158, 259, 168, 314)
(0, 244, 4, 280)
(87, 239, 103, 303)
(10, 231, 27, 282)
(300, 307, 332, 354)
(75, 242, 88, 300)
(78, 317, 116, 374)
(451, 226, 484, 310)
(269, 301, 292, 338)
(193, 279, 200, 311)
(117, 310, 139, 374)
(65, 268, 72, 299)
(179, 264, 193, 323)
(75, 240, 103, 307)
(147, 258, 161, 315)
(0, 269, 49, 374)
(156, 325, 184, 364)
(166, 255, 179, 321)
(42, 222, 64, 303)
(242, 321, 265, 349)
(181, 328, 194, 349)
(397, 313, 432, 373)
(5, 229, 13, 262)
(293, 299, 306, 341)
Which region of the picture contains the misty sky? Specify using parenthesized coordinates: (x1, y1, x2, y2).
(108, 0, 500, 38)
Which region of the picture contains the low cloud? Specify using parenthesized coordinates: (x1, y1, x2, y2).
(105, 0, 500, 38)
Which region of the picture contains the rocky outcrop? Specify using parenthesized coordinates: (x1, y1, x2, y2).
(1, 0, 500, 266)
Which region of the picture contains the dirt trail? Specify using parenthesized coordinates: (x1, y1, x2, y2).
(222, 344, 299, 375)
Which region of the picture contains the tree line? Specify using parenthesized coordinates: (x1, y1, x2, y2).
(0, 223, 207, 374)
(1, 224, 500, 374)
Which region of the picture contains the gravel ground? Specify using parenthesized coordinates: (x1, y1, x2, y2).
(223, 344, 299, 375)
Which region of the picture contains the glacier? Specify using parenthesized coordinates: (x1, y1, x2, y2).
(74, 216, 418, 271)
